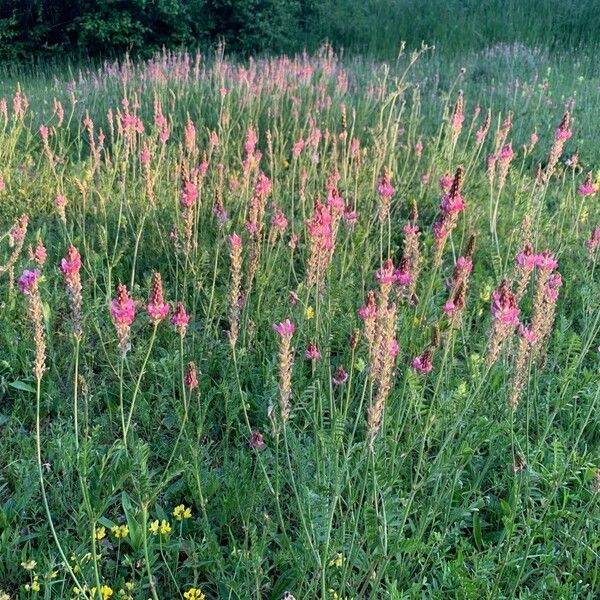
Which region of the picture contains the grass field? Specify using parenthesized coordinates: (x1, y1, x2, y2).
(1, 41, 600, 599)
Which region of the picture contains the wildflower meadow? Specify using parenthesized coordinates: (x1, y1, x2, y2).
(1, 43, 600, 599)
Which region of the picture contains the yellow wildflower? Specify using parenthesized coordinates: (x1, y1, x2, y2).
(25, 577, 40, 593)
(90, 586, 113, 600)
(21, 560, 37, 571)
(479, 285, 491, 303)
(159, 520, 172, 535)
(183, 589, 206, 600)
(328, 552, 344, 568)
(0, 589, 9, 600)
(304, 305, 315, 320)
(111, 524, 129, 539)
(173, 504, 192, 521)
(149, 519, 171, 535)
(95, 527, 106, 541)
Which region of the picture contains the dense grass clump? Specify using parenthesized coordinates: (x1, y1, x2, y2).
(0, 45, 599, 599)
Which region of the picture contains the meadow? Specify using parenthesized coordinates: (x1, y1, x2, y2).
(1, 42, 600, 599)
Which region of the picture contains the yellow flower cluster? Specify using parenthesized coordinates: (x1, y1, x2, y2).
(173, 504, 192, 521)
(73, 585, 113, 599)
(0, 589, 9, 600)
(111, 524, 129, 539)
(149, 519, 171, 535)
(183, 589, 206, 600)
(24, 576, 40, 593)
(117, 581, 135, 599)
(328, 552, 345, 568)
(95, 526, 106, 541)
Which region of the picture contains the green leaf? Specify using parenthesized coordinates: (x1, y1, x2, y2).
(9, 380, 36, 393)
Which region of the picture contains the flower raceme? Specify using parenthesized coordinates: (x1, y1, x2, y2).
(60, 245, 83, 340)
(305, 342, 321, 361)
(19, 269, 46, 381)
(227, 232, 243, 348)
(486, 279, 520, 366)
(273, 320, 295, 423)
(377, 168, 394, 224)
(111, 284, 135, 355)
(18, 269, 39, 295)
(578, 172, 597, 197)
(184, 362, 198, 390)
(433, 166, 466, 257)
(146, 272, 169, 324)
(171, 302, 190, 337)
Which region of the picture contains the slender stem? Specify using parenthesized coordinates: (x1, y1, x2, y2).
(124, 324, 158, 442)
(35, 376, 84, 591)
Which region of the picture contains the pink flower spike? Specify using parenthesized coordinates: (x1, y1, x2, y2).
(519, 324, 537, 344)
(412, 351, 433, 375)
(180, 180, 198, 208)
(146, 272, 169, 324)
(443, 301, 456, 315)
(535, 251, 558, 271)
(171, 302, 190, 336)
(578, 172, 597, 197)
(305, 342, 321, 360)
(375, 258, 396, 285)
(60, 245, 81, 280)
(439, 172, 453, 193)
(34, 240, 47, 267)
(228, 232, 242, 248)
(111, 283, 136, 328)
(273, 319, 295, 337)
(491, 282, 520, 327)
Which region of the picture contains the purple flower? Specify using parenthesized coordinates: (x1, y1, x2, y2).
(18, 269, 39, 295)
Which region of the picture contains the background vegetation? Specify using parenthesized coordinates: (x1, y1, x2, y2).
(1, 0, 600, 61)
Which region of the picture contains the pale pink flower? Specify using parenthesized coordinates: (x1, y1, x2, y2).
(171, 302, 190, 336)
(439, 172, 453, 192)
(228, 233, 242, 248)
(273, 320, 295, 337)
(412, 350, 433, 375)
(519, 324, 537, 344)
(578, 172, 597, 197)
(111, 284, 136, 328)
(343, 205, 358, 225)
(305, 342, 321, 360)
(375, 258, 396, 285)
(535, 251, 558, 271)
(180, 180, 198, 208)
(60, 245, 81, 280)
(271, 210, 288, 231)
(491, 283, 520, 326)
(33, 240, 47, 267)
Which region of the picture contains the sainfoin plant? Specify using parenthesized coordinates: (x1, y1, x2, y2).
(0, 44, 600, 600)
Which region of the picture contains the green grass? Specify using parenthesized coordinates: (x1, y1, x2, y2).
(0, 43, 599, 600)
